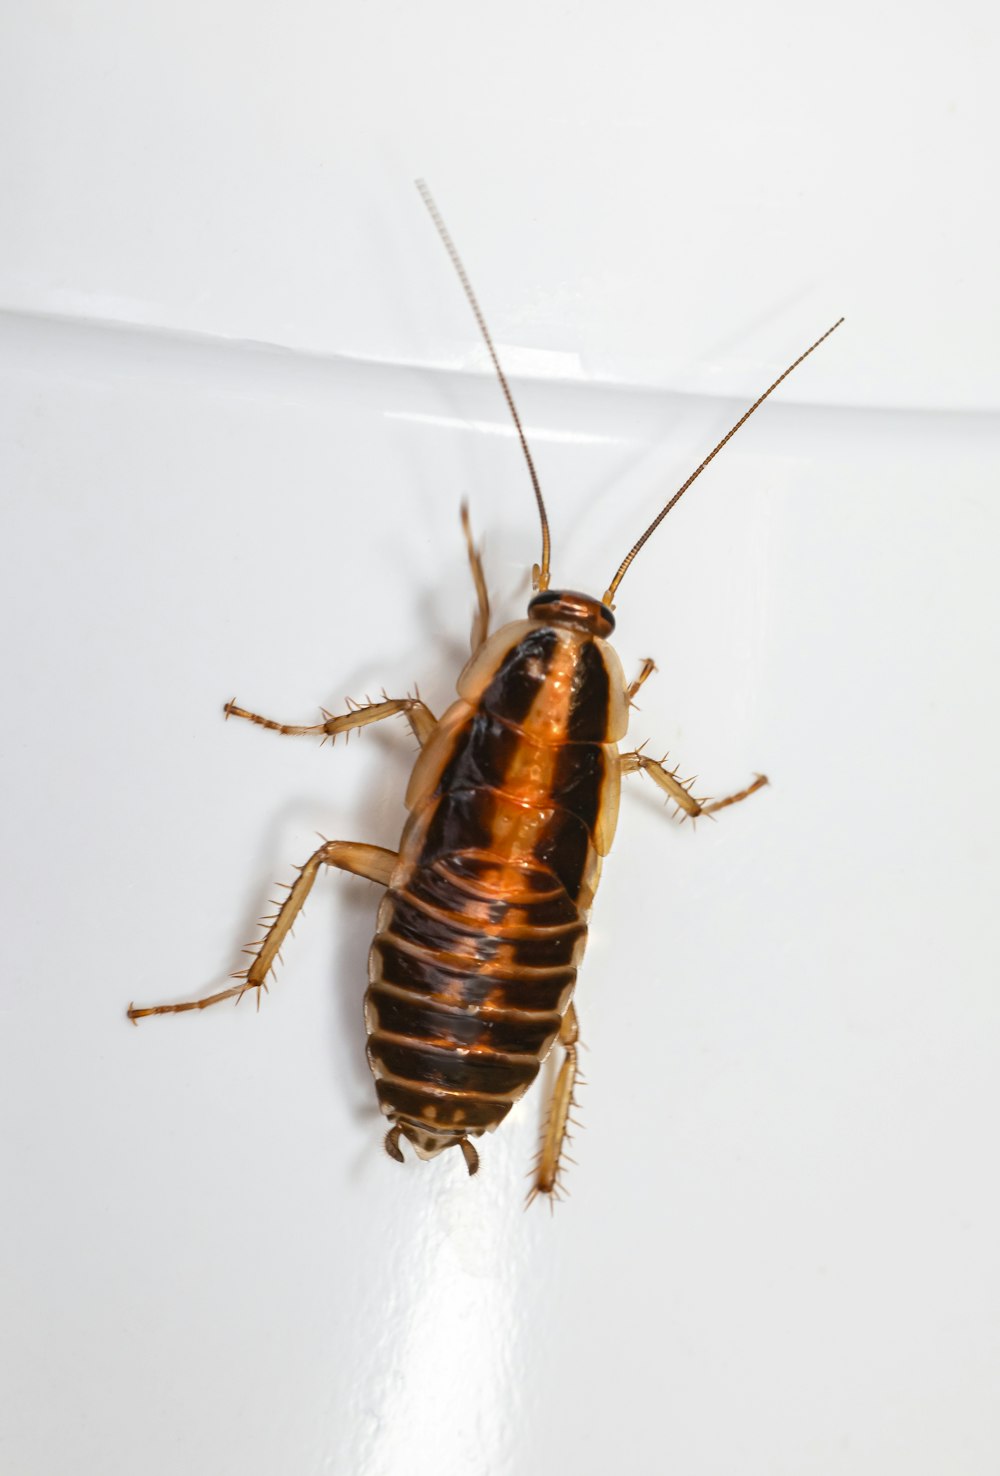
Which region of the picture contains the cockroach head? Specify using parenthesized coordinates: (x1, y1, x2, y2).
(528, 589, 616, 638)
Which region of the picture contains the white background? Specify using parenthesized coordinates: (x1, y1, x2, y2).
(2, 3, 998, 1474)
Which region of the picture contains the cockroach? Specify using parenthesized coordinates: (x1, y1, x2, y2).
(128, 183, 842, 1202)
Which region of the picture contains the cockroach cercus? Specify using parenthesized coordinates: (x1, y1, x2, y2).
(128, 182, 842, 1203)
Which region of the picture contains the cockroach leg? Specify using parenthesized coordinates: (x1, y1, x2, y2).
(625, 657, 657, 705)
(701, 774, 770, 814)
(528, 1003, 580, 1205)
(224, 694, 438, 748)
(460, 501, 490, 654)
(622, 751, 768, 819)
(127, 841, 397, 1022)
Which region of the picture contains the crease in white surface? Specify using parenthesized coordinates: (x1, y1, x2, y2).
(5, 305, 1000, 423)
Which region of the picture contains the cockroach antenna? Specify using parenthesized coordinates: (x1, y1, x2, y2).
(415, 179, 553, 593)
(602, 317, 844, 607)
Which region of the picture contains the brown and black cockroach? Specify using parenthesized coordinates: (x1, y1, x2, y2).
(129, 182, 842, 1203)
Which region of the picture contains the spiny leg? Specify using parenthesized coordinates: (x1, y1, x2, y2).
(127, 840, 397, 1021)
(224, 693, 438, 748)
(622, 750, 768, 819)
(460, 501, 490, 655)
(528, 1003, 580, 1206)
(626, 657, 657, 705)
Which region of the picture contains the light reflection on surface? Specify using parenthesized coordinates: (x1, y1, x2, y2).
(334, 1147, 534, 1476)
(385, 409, 624, 448)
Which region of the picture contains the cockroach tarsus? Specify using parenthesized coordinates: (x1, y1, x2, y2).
(128, 183, 842, 1205)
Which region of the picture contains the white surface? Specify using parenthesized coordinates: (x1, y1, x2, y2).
(2, 4, 999, 1475)
(2, 2, 998, 410)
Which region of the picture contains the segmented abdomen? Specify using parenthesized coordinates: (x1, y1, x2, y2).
(365, 618, 627, 1147)
(367, 850, 584, 1137)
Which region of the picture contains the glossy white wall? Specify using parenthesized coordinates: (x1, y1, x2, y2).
(2, 3, 998, 1473)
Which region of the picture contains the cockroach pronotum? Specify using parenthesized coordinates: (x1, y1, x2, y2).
(128, 183, 842, 1203)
